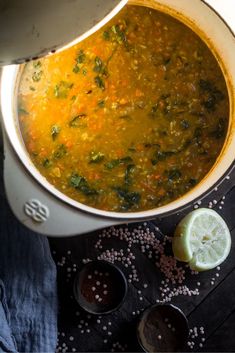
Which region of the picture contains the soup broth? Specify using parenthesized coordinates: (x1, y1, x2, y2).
(18, 5, 229, 212)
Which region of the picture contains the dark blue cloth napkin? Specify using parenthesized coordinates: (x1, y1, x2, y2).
(0, 224, 58, 353)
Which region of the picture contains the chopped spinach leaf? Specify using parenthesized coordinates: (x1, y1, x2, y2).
(32, 70, 43, 82)
(180, 119, 190, 129)
(94, 76, 105, 90)
(210, 118, 226, 139)
(103, 30, 110, 41)
(53, 144, 67, 159)
(72, 50, 86, 73)
(103, 23, 127, 46)
(89, 151, 105, 163)
(151, 151, 174, 165)
(167, 168, 182, 182)
(199, 79, 214, 91)
(69, 114, 87, 127)
(114, 187, 141, 210)
(203, 96, 217, 111)
(93, 57, 104, 73)
(70, 174, 85, 188)
(42, 158, 52, 168)
(76, 50, 86, 64)
(105, 156, 133, 169)
(51, 125, 60, 140)
(188, 178, 197, 186)
(33, 61, 41, 69)
(124, 164, 135, 185)
(199, 79, 224, 111)
(111, 24, 126, 44)
(69, 173, 98, 196)
(29, 86, 35, 91)
(54, 81, 73, 98)
(105, 160, 120, 169)
(73, 64, 80, 74)
(98, 100, 105, 108)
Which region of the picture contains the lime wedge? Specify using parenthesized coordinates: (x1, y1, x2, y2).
(172, 208, 231, 271)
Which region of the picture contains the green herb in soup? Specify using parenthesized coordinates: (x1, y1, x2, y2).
(18, 5, 229, 212)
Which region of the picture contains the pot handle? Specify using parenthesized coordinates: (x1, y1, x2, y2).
(3, 133, 123, 237)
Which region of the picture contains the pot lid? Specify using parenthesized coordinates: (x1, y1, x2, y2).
(0, 0, 127, 66)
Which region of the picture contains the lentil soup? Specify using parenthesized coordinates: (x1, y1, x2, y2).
(18, 5, 229, 212)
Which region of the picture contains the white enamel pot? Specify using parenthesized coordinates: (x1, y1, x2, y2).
(1, 0, 235, 236)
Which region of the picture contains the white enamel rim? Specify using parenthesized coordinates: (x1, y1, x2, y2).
(1, 0, 235, 220)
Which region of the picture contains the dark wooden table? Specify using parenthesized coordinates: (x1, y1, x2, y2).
(0, 131, 235, 351)
(48, 170, 235, 353)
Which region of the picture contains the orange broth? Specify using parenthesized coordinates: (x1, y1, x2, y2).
(18, 5, 229, 212)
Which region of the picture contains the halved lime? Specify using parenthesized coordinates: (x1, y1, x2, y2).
(172, 208, 231, 271)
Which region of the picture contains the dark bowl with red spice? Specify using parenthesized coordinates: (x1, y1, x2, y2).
(137, 303, 189, 352)
(74, 260, 128, 315)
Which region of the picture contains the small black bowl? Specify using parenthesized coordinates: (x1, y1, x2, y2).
(73, 260, 127, 315)
(137, 303, 189, 352)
